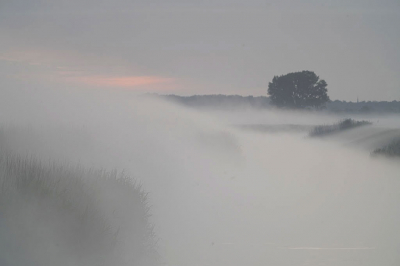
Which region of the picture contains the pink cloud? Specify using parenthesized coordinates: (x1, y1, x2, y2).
(66, 75, 175, 89)
(0, 48, 179, 91)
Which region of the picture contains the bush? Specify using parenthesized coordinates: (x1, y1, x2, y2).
(372, 139, 400, 158)
(309, 119, 372, 137)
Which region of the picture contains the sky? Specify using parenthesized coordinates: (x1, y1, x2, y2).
(0, 0, 399, 101)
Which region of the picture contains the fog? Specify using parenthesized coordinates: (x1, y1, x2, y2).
(1, 0, 400, 264)
(1, 87, 400, 265)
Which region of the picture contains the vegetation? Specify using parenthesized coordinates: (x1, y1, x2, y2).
(309, 119, 372, 137)
(372, 139, 400, 158)
(268, 71, 330, 109)
(160, 94, 271, 109)
(327, 100, 400, 113)
(0, 147, 158, 266)
(154, 94, 400, 113)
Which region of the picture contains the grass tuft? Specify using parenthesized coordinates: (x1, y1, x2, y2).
(0, 146, 158, 266)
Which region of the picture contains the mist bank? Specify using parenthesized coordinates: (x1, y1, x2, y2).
(1, 88, 400, 266)
(156, 94, 400, 113)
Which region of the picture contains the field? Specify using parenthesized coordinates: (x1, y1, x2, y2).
(1, 95, 400, 266)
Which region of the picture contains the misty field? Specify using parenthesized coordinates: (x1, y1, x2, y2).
(1, 94, 400, 266)
(1, 0, 400, 264)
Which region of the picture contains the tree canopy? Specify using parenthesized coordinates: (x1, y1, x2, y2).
(267, 71, 330, 109)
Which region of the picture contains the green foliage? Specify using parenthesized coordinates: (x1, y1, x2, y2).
(309, 119, 372, 137)
(372, 139, 400, 158)
(268, 71, 330, 109)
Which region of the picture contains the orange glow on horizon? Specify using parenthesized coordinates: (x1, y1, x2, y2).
(1, 49, 177, 91)
(71, 75, 175, 89)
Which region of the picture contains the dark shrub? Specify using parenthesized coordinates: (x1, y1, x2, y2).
(309, 119, 372, 137)
(372, 139, 400, 158)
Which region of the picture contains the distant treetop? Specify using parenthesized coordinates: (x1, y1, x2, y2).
(267, 71, 330, 109)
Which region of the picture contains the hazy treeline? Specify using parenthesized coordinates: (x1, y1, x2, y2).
(157, 94, 400, 113)
(159, 94, 271, 109)
(328, 100, 400, 113)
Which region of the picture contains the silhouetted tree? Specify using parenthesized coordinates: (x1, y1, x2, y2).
(268, 71, 330, 109)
